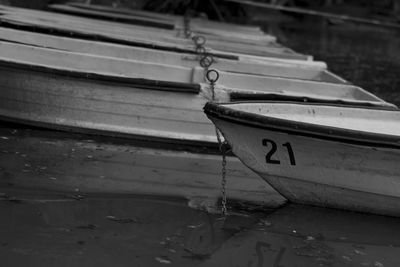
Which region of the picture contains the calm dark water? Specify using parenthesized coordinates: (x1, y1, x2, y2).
(2, 190, 400, 267)
(264, 17, 400, 107)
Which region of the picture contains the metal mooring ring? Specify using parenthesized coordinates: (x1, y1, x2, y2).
(192, 35, 206, 46)
(200, 53, 214, 68)
(206, 69, 220, 84)
(195, 46, 206, 55)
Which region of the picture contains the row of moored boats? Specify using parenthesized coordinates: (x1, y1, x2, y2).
(0, 2, 399, 216)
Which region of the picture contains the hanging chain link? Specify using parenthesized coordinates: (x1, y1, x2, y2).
(220, 141, 228, 215)
(206, 69, 228, 216)
(185, 11, 228, 216)
(183, 14, 215, 70)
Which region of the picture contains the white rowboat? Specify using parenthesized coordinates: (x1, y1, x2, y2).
(0, 41, 386, 105)
(0, 41, 394, 145)
(0, 5, 330, 67)
(0, 28, 343, 83)
(204, 101, 400, 216)
(51, 3, 277, 44)
(0, 5, 307, 59)
(0, 26, 326, 69)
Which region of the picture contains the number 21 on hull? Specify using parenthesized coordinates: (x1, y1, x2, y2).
(262, 139, 296, 166)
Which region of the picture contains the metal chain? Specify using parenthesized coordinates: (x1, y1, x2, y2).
(218, 131, 228, 216)
(206, 69, 219, 100)
(220, 143, 228, 215)
(192, 37, 216, 71)
(183, 13, 215, 70)
(185, 9, 227, 215)
(192, 35, 209, 65)
(206, 69, 228, 216)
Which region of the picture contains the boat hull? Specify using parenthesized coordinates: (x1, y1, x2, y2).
(0, 41, 390, 108)
(0, 62, 219, 144)
(207, 110, 400, 216)
(0, 5, 305, 59)
(0, 28, 341, 82)
(0, 46, 395, 146)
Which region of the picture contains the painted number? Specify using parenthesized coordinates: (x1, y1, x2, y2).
(282, 142, 296, 166)
(262, 139, 280, 164)
(262, 139, 296, 166)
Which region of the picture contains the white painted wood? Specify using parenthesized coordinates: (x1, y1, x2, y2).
(1, 3, 269, 41)
(0, 42, 195, 82)
(65, 2, 267, 36)
(231, 103, 400, 135)
(0, 6, 327, 66)
(0, 28, 339, 82)
(207, 102, 400, 216)
(0, 27, 326, 71)
(0, 66, 217, 143)
(0, 5, 310, 59)
(0, 41, 393, 144)
(0, 41, 387, 107)
(56, 3, 278, 44)
(0, 14, 279, 55)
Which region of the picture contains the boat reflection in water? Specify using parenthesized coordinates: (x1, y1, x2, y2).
(1, 190, 399, 267)
(0, 124, 285, 208)
(203, 204, 400, 267)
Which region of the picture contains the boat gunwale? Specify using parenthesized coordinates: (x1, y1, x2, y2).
(0, 116, 222, 153)
(66, 2, 176, 24)
(204, 101, 400, 149)
(229, 92, 396, 108)
(0, 59, 201, 94)
(0, 18, 240, 61)
(47, 4, 176, 30)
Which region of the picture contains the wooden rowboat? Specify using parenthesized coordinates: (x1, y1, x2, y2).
(64, 2, 266, 35)
(204, 101, 400, 216)
(49, 3, 277, 44)
(0, 41, 394, 144)
(0, 125, 286, 207)
(0, 5, 325, 66)
(0, 28, 344, 83)
(0, 41, 382, 102)
(65, 2, 179, 25)
(0, 5, 309, 60)
(47, 3, 177, 30)
(65, 2, 265, 29)
(64, 2, 267, 37)
(0, 26, 325, 69)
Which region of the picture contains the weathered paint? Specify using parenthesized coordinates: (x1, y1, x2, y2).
(0, 28, 337, 82)
(0, 41, 389, 107)
(0, 64, 217, 143)
(205, 102, 400, 216)
(65, 2, 270, 38)
(0, 43, 394, 145)
(0, 4, 310, 59)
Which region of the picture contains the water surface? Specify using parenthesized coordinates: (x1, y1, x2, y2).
(1, 191, 400, 267)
